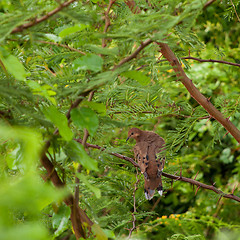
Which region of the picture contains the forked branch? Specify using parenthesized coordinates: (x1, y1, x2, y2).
(158, 43, 240, 143)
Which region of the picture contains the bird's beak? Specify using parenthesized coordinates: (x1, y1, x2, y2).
(126, 137, 130, 142)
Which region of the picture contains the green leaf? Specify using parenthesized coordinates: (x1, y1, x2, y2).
(84, 44, 118, 56)
(44, 33, 62, 42)
(42, 105, 73, 141)
(59, 24, 89, 38)
(0, 47, 27, 81)
(92, 224, 108, 240)
(71, 107, 99, 136)
(121, 70, 151, 86)
(220, 148, 234, 164)
(52, 205, 71, 237)
(72, 54, 103, 73)
(65, 140, 99, 171)
(26, 80, 56, 105)
(0, 124, 42, 171)
(77, 173, 101, 198)
(81, 101, 106, 115)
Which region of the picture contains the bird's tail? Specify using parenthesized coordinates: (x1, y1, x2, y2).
(144, 177, 163, 200)
(144, 188, 155, 200)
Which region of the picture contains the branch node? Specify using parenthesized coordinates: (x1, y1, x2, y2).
(216, 195, 223, 206)
(195, 186, 200, 196)
(207, 96, 211, 102)
(193, 171, 199, 181)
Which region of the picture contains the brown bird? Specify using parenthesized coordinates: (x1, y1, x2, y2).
(127, 128, 165, 200)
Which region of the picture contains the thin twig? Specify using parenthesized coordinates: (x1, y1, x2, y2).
(7, 39, 86, 54)
(143, 197, 161, 223)
(102, 0, 116, 47)
(181, 56, 240, 67)
(158, 56, 240, 68)
(128, 168, 140, 239)
(75, 138, 139, 167)
(38, 40, 86, 55)
(230, 0, 240, 23)
(112, 39, 153, 70)
(11, 0, 78, 34)
(75, 91, 95, 204)
(74, 138, 240, 203)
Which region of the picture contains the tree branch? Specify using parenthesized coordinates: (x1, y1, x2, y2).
(158, 43, 240, 143)
(102, 0, 116, 47)
(128, 169, 140, 239)
(75, 138, 240, 203)
(230, 0, 240, 23)
(112, 39, 153, 70)
(39, 27, 154, 237)
(75, 91, 94, 205)
(40, 153, 93, 239)
(124, 0, 141, 14)
(203, 0, 217, 9)
(181, 56, 240, 67)
(11, 0, 78, 34)
(37, 40, 86, 55)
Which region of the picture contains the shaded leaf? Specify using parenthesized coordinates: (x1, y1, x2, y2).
(0, 47, 27, 81)
(81, 101, 106, 115)
(65, 140, 99, 171)
(77, 173, 101, 198)
(122, 70, 151, 86)
(72, 54, 103, 73)
(59, 24, 89, 38)
(71, 107, 99, 136)
(92, 224, 108, 240)
(42, 105, 73, 141)
(52, 205, 71, 237)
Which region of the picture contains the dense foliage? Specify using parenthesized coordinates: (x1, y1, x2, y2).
(0, 0, 240, 239)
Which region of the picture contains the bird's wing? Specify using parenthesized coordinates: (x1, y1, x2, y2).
(134, 142, 150, 174)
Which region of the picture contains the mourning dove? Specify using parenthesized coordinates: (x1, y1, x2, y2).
(127, 128, 165, 200)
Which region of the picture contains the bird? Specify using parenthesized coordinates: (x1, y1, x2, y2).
(127, 128, 165, 200)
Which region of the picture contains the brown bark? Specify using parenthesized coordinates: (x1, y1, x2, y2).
(40, 153, 93, 238)
(158, 43, 240, 143)
(11, 0, 78, 34)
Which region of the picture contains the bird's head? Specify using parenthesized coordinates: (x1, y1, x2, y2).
(126, 128, 141, 142)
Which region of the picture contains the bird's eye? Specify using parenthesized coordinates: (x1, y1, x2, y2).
(131, 132, 134, 135)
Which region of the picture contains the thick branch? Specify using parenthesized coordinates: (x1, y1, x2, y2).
(75, 138, 240, 203)
(40, 90, 92, 239)
(11, 0, 77, 34)
(158, 43, 240, 143)
(40, 153, 93, 239)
